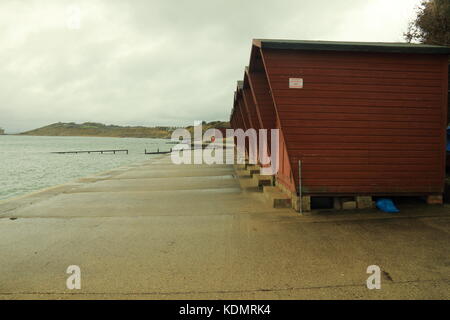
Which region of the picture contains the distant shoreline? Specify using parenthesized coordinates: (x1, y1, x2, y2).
(15, 121, 230, 139)
(3, 134, 170, 139)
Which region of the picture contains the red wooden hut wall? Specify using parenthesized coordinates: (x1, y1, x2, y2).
(236, 81, 254, 133)
(242, 70, 261, 132)
(247, 50, 277, 132)
(230, 91, 241, 131)
(246, 45, 296, 191)
(232, 92, 239, 130)
(236, 82, 250, 132)
(246, 53, 278, 163)
(233, 92, 244, 131)
(251, 39, 449, 196)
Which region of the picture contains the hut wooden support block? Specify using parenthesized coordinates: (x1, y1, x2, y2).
(333, 197, 342, 210)
(356, 196, 373, 209)
(301, 196, 311, 212)
(334, 196, 373, 210)
(427, 195, 443, 205)
(342, 200, 357, 210)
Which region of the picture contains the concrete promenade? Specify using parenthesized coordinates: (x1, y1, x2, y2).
(0, 154, 449, 299)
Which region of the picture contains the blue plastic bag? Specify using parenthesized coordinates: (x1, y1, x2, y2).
(376, 198, 399, 213)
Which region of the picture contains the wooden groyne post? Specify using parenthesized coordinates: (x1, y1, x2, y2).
(52, 149, 129, 154)
(144, 148, 172, 155)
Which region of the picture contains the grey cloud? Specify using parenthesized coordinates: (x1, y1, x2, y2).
(0, 0, 422, 133)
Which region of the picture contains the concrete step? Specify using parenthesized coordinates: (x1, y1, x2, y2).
(252, 174, 273, 189)
(263, 186, 292, 208)
(246, 165, 260, 177)
(235, 169, 251, 178)
(233, 164, 246, 170)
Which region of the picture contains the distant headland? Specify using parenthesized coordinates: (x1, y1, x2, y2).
(18, 121, 230, 139)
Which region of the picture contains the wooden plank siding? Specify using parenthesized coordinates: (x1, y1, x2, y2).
(247, 48, 278, 132)
(230, 109, 237, 131)
(236, 84, 252, 154)
(238, 96, 253, 130)
(246, 53, 280, 165)
(242, 77, 262, 163)
(242, 76, 261, 131)
(448, 65, 450, 124)
(245, 69, 264, 129)
(233, 90, 244, 131)
(239, 89, 252, 132)
(236, 93, 249, 131)
(259, 47, 448, 196)
(231, 90, 243, 131)
(244, 47, 295, 189)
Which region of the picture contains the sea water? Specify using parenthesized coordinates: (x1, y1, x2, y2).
(0, 135, 170, 200)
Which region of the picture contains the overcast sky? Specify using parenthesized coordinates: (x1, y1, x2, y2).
(0, 0, 423, 133)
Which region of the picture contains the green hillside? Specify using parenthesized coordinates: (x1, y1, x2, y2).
(19, 121, 230, 138)
(185, 121, 231, 135)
